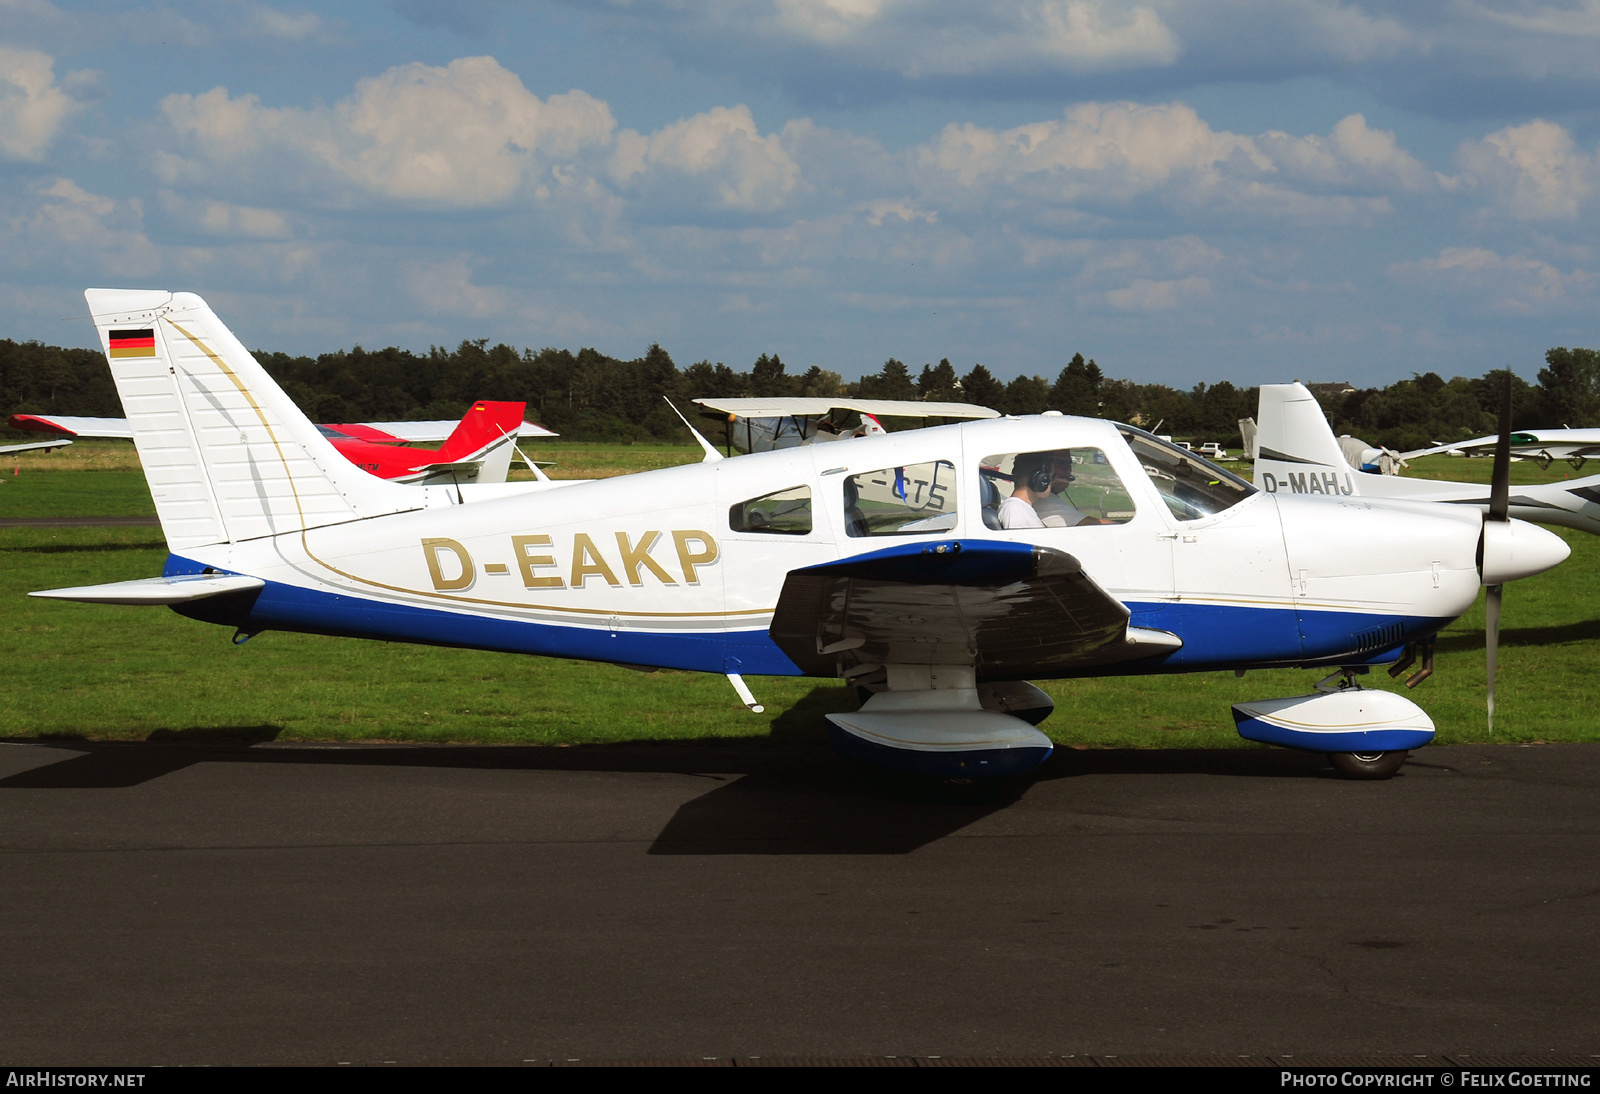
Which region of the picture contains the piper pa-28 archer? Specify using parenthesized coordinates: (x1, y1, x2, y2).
(31, 290, 1573, 782)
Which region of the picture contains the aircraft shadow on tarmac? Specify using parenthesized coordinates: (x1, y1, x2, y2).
(2, 715, 1339, 855)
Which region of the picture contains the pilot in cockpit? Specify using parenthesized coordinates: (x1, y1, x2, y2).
(1000, 451, 1096, 528)
(1031, 452, 1092, 527)
(998, 452, 1050, 528)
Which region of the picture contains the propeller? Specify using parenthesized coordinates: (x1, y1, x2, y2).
(1483, 375, 1513, 733)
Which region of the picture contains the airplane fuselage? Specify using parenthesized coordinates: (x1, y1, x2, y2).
(164, 416, 1489, 679)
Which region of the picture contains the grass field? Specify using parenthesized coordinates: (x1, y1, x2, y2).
(3, 446, 1597, 748)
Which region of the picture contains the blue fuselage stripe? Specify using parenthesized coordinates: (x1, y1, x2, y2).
(164, 556, 1448, 678)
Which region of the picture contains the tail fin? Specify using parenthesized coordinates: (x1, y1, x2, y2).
(1253, 382, 1364, 498)
(433, 400, 527, 462)
(85, 289, 423, 552)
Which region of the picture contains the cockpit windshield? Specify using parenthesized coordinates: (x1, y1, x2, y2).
(1117, 425, 1254, 521)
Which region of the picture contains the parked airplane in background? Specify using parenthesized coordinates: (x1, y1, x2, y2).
(31, 291, 1571, 783)
(9, 403, 556, 485)
(692, 396, 998, 454)
(1402, 429, 1600, 470)
(2, 438, 73, 457)
(1251, 383, 1600, 538)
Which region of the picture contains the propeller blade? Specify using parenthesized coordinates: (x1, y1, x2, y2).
(1485, 375, 1512, 732)
(1489, 374, 1512, 523)
(1486, 582, 1502, 733)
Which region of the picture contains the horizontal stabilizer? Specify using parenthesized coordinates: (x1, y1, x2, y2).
(31, 574, 264, 605)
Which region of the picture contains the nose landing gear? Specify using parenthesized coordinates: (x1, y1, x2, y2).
(1327, 749, 1410, 780)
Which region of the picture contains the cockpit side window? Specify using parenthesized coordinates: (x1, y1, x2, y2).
(1117, 426, 1254, 521)
(978, 450, 1136, 530)
(844, 461, 958, 537)
(729, 485, 812, 535)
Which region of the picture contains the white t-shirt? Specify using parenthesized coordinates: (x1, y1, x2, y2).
(998, 494, 1045, 529)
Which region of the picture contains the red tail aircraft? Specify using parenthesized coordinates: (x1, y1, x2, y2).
(9, 400, 540, 484)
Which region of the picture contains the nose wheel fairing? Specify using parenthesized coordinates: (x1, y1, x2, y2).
(1231, 688, 1436, 754)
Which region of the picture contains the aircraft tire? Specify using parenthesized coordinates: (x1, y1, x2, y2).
(1327, 750, 1409, 780)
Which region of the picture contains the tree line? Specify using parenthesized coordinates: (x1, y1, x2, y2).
(2, 334, 1597, 452)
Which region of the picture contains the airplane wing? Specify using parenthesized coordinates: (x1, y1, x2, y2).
(7, 414, 133, 438)
(10, 412, 558, 445)
(1402, 430, 1600, 461)
(768, 539, 1181, 679)
(1, 439, 73, 455)
(693, 397, 1000, 420)
(346, 419, 558, 443)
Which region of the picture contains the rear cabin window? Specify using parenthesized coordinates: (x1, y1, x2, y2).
(978, 449, 1136, 530)
(729, 485, 813, 535)
(844, 461, 958, 537)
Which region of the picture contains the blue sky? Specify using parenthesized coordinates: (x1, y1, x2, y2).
(2, 1, 1598, 387)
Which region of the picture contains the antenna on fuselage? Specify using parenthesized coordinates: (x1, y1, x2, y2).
(664, 398, 723, 463)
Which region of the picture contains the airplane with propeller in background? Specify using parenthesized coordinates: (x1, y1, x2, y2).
(29, 290, 1574, 784)
(8, 401, 556, 486)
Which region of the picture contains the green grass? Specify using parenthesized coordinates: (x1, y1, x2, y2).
(4, 457, 1598, 748)
(1, 468, 156, 517)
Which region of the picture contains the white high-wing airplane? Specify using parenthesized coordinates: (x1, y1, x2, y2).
(31, 291, 1572, 782)
(693, 397, 999, 454)
(1, 438, 72, 456)
(1252, 383, 1600, 537)
(1402, 429, 1600, 469)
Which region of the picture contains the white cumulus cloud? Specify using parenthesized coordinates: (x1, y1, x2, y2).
(1391, 246, 1595, 313)
(914, 103, 1431, 222)
(1456, 119, 1595, 219)
(159, 56, 617, 206)
(0, 47, 78, 160)
(611, 105, 801, 211)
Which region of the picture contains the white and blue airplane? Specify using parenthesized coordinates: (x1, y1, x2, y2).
(30, 290, 1572, 782)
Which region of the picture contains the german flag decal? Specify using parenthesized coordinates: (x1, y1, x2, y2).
(108, 328, 156, 358)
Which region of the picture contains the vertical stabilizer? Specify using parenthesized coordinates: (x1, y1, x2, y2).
(433, 401, 527, 463)
(1253, 382, 1365, 498)
(85, 289, 424, 552)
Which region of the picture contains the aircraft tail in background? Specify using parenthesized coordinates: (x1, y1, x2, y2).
(434, 401, 526, 463)
(1251, 383, 1360, 497)
(1251, 379, 1600, 535)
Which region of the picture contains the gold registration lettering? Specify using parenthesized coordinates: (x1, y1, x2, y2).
(571, 532, 622, 588)
(422, 538, 474, 591)
(511, 535, 563, 588)
(615, 531, 676, 586)
(672, 530, 718, 585)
